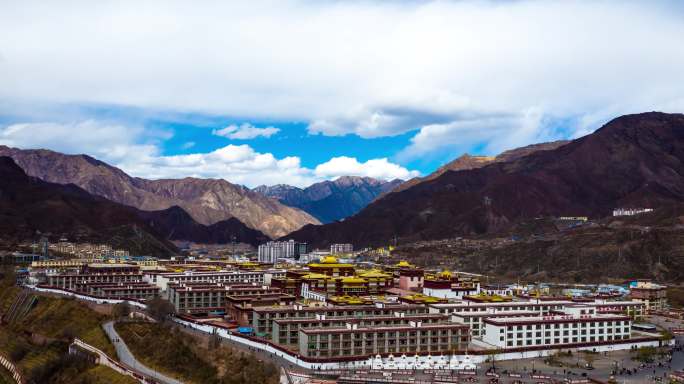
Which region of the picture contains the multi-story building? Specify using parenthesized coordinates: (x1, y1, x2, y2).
(258, 240, 305, 263)
(330, 244, 353, 255)
(299, 322, 470, 358)
(151, 271, 269, 291)
(422, 271, 480, 299)
(273, 313, 449, 346)
(88, 283, 159, 301)
(613, 208, 653, 217)
(629, 281, 668, 312)
(451, 310, 540, 337)
(167, 282, 286, 314)
(47, 271, 144, 290)
(251, 303, 430, 336)
(428, 300, 573, 316)
(482, 305, 632, 349)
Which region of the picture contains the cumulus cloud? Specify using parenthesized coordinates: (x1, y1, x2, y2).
(314, 157, 420, 181)
(212, 123, 280, 140)
(1, 0, 683, 152)
(0, 121, 417, 187)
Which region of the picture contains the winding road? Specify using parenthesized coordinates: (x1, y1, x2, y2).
(102, 321, 185, 384)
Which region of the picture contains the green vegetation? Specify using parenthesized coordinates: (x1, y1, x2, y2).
(115, 321, 278, 384)
(0, 271, 135, 384)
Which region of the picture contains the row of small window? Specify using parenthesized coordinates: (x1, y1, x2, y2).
(503, 334, 626, 346)
(502, 328, 629, 339)
(502, 321, 629, 331)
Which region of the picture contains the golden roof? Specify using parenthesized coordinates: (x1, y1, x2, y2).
(301, 273, 331, 280)
(358, 269, 391, 279)
(438, 270, 452, 279)
(341, 277, 367, 284)
(321, 256, 338, 264)
(401, 293, 443, 303)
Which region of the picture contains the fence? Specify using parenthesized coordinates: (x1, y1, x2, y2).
(70, 338, 155, 384)
(0, 353, 25, 384)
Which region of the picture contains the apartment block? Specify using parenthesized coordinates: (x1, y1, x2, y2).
(251, 303, 429, 336)
(299, 322, 470, 358)
(482, 305, 632, 349)
(273, 313, 449, 346)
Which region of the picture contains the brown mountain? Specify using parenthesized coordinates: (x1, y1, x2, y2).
(0, 156, 268, 253)
(287, 112, 684, 247)
(389, 141, 569, 194)
(0, 146, 319, 238)
(254, 176, 403, 223)
(0, 156, 178, 256)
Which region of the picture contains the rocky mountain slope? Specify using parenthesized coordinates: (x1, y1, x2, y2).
(0, 156, 177, 256)
(287, 112, 684, 247)
(0, 157, 268, 254)
(254, 176, 402, 223)
(389, 141, 569, 194)
(0, 146, 319, 238)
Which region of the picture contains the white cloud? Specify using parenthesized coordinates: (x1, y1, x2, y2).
(181, 141, 195, 149)
(398, 109, 553, 161)
(1, 0, 683, 149)
(212, 123, 280, 140)
(314, 156, 420, 181)
(0, 121, 417, 187)
(0, 120, 162, 163)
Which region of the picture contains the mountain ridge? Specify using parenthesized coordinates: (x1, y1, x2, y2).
(0, 156, 269, 252)
(0, 146, 319, 238)
(254, 176, 403, 223)
(286, 112, 684, 247)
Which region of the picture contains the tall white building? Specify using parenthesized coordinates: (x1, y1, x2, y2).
(258, 240, 297, 263)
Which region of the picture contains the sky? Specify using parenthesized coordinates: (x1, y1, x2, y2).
(1, 0, 684, 187)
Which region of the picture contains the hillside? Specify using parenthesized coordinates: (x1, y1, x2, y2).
(389, 141, 569, 194)
(287, 112, 684, 247)
(0, 157, 268, 254)
(0, 146, 319, 238)
(254, 176, 402, 223)
(391, 204, 684, 282)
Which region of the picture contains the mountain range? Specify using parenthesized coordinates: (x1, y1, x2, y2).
(253, 177, 403, 223)
(0, 146, 319, 238)
(287, 112, 684, 247)
(0, 156, 268, 254)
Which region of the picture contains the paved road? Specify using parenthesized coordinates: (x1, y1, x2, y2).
(102, 321, 185, 384)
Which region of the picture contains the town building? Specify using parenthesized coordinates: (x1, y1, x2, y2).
(272, 313, 450, 346)
(330, 244, 353, 255)
(251, 303, 430, 336)
(298, 322, 470, 358)
(422, 271, 480, 299)
(629, 281, 668, 312)
(258, 240, 307, 263)
(482, 304, 632, 349)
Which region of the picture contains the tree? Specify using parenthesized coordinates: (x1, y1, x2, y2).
(112, 301, 132, 319)
(146, 297, 175, 321)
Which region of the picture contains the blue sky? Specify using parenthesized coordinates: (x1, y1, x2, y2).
(1, 1, 683, 187)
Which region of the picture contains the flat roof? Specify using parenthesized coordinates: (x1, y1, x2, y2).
(253, 303, 426, 314)
(483, 314, 630, 326)
(274, 313, 448, 325)
(301, 323, 469, 335)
